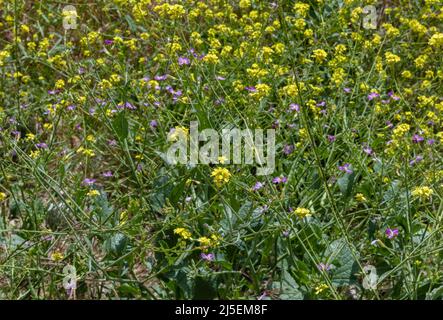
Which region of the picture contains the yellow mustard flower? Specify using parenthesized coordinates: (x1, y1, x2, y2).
(174, 227, 192, 240)
(294, 207, 312, 219)
(211, 167, 231, 187)
(411, 186, 433, 200)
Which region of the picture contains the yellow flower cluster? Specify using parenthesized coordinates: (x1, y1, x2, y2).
(392, 124, 410, 138)
(153, 3, 185, 20)
(385, 52, 401, 64)
(50, 251, 65, 262)
(211, 167, 231, 187)
(202, 52, 220, 64)
(293, 3, 310, 17)
(87, 190, 100, 197)
(411, 186, 433, 200)
(429, 33, 443, 47)
(312, 49, 328, 63)
(355, 193, 367, 202)
(174, 227, 192, 240)
(315, 284, 328, 295)
(294, 207, 311, 219)
(250, 84, 271, 100)
(77, 147, 96, 157)
(198, 234, 221, 248)
(168, 126, 189, 142)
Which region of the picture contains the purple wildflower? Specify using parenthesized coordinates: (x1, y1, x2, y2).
(272, 176, 287, 184)
(338, 163, 353, 174)
(388, 91, 400, 101)
(178, 56, 190, 65)
(386, 121, 394, 129)
(367, 92, 380, 101)
(412, 134, 424, 143)
(35, 142, 48, 149)
(201, 253, 215, 261)
(117, 102, 136, 110)
(245, 86, 257, 92)
(172, 90, 182, 102)
(289, 103, 300, 112)
(272, 120, 279, 129)
(104, 39, 113, 45)
(102, 171, 113, 177)
(154, 74, 168, 81)
(269, 2, 278, 9)
(283, 144, 294, 155)
(327, 135, 336, 142)
(215, 97, 225, 105)
(252, 181, 264, 191)
(258, 291, 268, 300)
(188, 48, 197, 56)
(363, 145, 373, 156)
(150, 120, 158, 128)
(317, 263, 332, 272)
(82, 178, 96, 186)
(409, 155, 423, 166)
(41, 235, 54, 242)
(385, 228, 399, 239)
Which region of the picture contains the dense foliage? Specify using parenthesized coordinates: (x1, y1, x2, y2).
(0, 0, 442, 299)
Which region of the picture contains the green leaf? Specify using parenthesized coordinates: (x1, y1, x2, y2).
(0, 234, 25, 249)
(92, 190, 114, 226)
(220, 203, 236, 234)
(426, 286, 443, 300)
(173, 267, 193, 299)
(275, 270, 303, 300)
(118, 283, 141, 297)
(105, 232, 128, 257)
(325, 238, 359, 286)
(113, 112, 129, 140)
(149, 173, 172, 212)
(124, 14, 137, 32)
(337, 172, 355, 198)
(193, 274, 217, 300)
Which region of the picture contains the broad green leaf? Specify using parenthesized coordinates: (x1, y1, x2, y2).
(275, 270, 303, 300)
(113, 112, 129, 140)
(105, 232, 128, 256)
(337, 172, 355, 198)
(325, 238, 359, 286)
